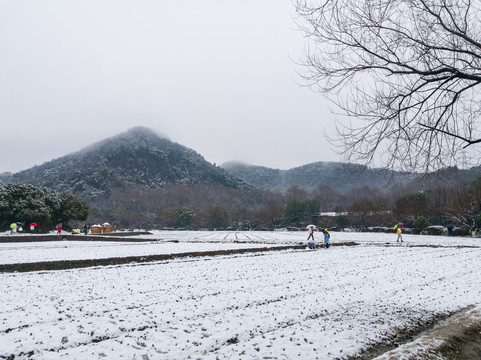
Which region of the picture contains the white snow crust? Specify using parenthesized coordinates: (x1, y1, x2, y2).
(1, 231, 480, 359)
(0, 240, 280, 265)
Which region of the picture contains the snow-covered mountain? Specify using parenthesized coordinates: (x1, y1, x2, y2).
(220, 161, 413, 193)
(0, 127, 248, 199)
(2, 127, 480, 201)
(221, 161, 481, 194)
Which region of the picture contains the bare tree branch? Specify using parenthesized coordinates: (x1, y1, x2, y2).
(295, 0, 481, 172)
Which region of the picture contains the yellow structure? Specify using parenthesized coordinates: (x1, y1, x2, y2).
(90, 223, 114, 234)
(102, 222, 112, 233)
(91, 225, 102, 234)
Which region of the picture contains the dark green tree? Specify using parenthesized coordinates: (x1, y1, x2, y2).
(58, 193, 89, 225)
(175, 207, 194, 228)
(413, 216, 429, 233)
(0, 183, 89, 231)
(0, 183, 59, 229)
(474, 212, 481, 232)
(284, 200, 318, 226)
(284, 201, 307, 226)
(394, 193, 427, 222)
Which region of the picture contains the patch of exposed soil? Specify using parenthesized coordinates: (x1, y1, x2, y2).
(345, 305, 481, 360)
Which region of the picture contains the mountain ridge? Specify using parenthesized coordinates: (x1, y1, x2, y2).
(1, 127, 480, 198)
(0, 127, 248, 199)
(220, 160, 416, 193)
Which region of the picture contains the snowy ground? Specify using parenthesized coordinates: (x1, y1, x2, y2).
(0, 240, 282, 265)
(1, 232, 481, 359)
(126, 229, 481, 247)
(1, 230, 480, 265)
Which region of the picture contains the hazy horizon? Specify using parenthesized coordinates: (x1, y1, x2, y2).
(0, 0, 341, 174)
(0, 125, 348, 174)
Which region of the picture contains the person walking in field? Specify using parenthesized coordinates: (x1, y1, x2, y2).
(395, 223, 403, 242)
(307, 226, 315, 241)
(321, 228, 330, 248)
(307, 225, 316, 249)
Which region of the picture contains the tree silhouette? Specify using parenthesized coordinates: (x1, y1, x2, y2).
(296, 0, 481, 172)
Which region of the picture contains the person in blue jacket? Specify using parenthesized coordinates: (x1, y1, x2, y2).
(321, 228, 330, 248)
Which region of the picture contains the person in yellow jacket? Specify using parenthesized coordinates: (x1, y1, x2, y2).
(395, 224, 403, 242)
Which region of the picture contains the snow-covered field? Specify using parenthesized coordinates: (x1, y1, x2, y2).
(128, 229, 481, 247)
(0, 240, 282, 265)
(1, 231, 481, 359)
(1, 230, 480, 265)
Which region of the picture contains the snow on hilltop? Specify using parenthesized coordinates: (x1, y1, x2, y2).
(2, 127, 248, 199)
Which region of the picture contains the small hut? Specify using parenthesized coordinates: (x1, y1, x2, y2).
(102, 222, 112, 233)
(91, 224, 102, 234)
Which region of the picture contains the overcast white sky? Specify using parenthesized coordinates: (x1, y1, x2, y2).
(0, 0, 340, 174)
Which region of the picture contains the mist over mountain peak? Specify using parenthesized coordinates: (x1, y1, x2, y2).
(125, 126, 169, 140)
(221, 161, 255, 169)
(79, 126, 170, 154)
(1, 127, 247, 199)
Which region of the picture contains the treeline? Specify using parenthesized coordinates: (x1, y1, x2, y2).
(0, 183, 89, 232)
(3, 176, 481, 234)
(85, 176, 481, 233)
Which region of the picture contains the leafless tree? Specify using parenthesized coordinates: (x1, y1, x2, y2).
(441, 177, 481, 231)
(296, 0, 481, 172)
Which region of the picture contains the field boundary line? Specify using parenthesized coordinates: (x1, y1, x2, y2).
(0, 243, 355, 273)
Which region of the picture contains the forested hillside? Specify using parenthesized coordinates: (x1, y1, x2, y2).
(1, 127, 247, 200)
(1, 127, 481, 231)
(221, 161, 415, 193)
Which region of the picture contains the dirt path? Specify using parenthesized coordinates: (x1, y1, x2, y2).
(348, 305, 481, 360)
